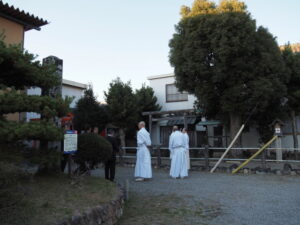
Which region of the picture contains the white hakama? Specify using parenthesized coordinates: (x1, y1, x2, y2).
(183, 133, 190, 170)
(169, 131, 188, 178)
(134, 127, 152, 178)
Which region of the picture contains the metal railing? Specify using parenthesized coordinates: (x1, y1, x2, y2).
(119, 146, 300, 169)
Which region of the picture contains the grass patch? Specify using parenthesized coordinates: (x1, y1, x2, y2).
(0, 174, 118, 225)
(116, 193, 222, 225)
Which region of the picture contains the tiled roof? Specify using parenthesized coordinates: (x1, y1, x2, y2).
(0, 1, 48, 31)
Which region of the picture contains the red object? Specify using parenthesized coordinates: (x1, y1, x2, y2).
(61, 113, 74, 124)
(30, 118, 40, 121)
(100, 129, 106, 137)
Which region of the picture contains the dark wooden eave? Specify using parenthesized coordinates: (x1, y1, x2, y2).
(0, 1, 48, 31)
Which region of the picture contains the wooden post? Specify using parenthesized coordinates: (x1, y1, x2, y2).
(183, 114, 187, 129)
(204, 145, 210, 171)
(125, 179, 129, 200)
(68, 154, 72, 177)
(157, 145, 161, 168)
(261, 148, 266, 170)
(275, 137, 282, 161)
(149, 115, 152, 135)
(194, 130, 197, 147)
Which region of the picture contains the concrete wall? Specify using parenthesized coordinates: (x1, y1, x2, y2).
(148, 75, 196, 111)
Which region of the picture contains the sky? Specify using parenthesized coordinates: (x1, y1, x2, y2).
(4, 0, 300, 101)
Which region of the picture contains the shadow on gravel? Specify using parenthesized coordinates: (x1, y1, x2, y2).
(116, 193, 222, 225)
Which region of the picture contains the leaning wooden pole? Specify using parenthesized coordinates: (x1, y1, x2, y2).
(210, 124, 245, 173)
(232, 135, 278, 174)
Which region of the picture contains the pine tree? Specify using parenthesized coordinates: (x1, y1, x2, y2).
(0, 39, 69, 149)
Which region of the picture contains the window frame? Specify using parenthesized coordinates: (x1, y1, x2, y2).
(165, 83, 188, 103)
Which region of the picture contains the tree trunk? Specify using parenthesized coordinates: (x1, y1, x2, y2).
(291, 110, 299, 160)
(119, 128, 126, 165)
(229, 112, 242, 157)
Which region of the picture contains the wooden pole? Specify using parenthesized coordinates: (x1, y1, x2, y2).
(157, 145, 161, 168)
(204, 145, 209, 171)
(68, 154, 72, 177)
(210, 124, 245, 173)
(232, 136, 278, 174)
(149, 114, 152, 134)
(183, 114, 187, 129)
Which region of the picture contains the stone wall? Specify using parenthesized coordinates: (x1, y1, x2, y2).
(54, 186, 125, 225)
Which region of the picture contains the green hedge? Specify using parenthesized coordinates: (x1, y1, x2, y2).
(75, 133, 112, 170)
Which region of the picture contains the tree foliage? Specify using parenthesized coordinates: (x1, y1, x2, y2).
(170, 0, 287, 143)
(104, 77, 138, 129)
(281, 45, 300, 148)
(75, 133, 112, 171)
(180, 0, 246, 18)
(281, 46, 300, 113)
(135, 84, 161, 123)
(0, 87, 70, 117)
(73, 87, 109, 132)
(0, 39, 68, 144)
(0, 40, 59, 91)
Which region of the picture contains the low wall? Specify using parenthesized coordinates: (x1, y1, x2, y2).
(54, 186, 125, 225)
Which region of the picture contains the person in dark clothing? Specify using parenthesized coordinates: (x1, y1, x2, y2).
(105, 129, 120, 181)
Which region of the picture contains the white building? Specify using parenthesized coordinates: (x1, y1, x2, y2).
(148, 73, 197, 111)
(147, 73, 224, 147)
(147, 73, 300, 150)
(61, 79, 87, 108)
(26, 78, 87, 121)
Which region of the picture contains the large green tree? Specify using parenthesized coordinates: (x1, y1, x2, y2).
(0, 39, 70, 165)
(135, 84, 161, 125)
(104, 77, 138, 148)
(169, 0, 287, 149)
(73, 86, 110, 133)
(281, 45, 300, 150)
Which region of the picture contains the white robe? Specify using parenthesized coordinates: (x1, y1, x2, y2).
(134, 127, 152, 178)
(183, 133, 190, 170)
(168, 132, 175, 159)
(169, 131, 188, 178)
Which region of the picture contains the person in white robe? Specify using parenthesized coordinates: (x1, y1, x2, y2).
(169, 126, 188, 178)
(182, 128, 190, 170)
(134, 121, 152, 181)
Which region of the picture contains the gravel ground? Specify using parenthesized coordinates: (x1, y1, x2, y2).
(92, 166, 300, 225)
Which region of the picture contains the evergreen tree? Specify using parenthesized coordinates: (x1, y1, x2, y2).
(169, 0, 287, 150)
(135, 84, 161, 125)
(73, 86, 109, 133)
(104, 78, 138, 148)
(282, 45, 300, 150)
(0, 39, 69, 144)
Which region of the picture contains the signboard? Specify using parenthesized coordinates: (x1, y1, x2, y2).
(275, 127, 282, 136)
(64, 130, 78, 154)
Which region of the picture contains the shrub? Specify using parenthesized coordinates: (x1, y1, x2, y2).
(75, 133, 112, 171)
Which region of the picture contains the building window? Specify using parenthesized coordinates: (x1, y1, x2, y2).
(166, 84, 188, 102)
